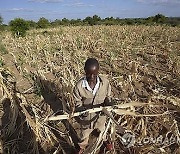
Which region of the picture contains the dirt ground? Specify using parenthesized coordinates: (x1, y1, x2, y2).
(0, 25, 180, 153)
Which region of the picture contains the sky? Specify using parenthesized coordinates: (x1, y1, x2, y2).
(0, 0, 180, 24)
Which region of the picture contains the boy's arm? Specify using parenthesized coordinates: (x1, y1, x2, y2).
(107, 81, 111, 102)
(73, 86, 83, 111)
(73, 86, 89, 118)
(104, 81, 112, 106)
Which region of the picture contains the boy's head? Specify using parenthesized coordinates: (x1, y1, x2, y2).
(84, 58, 99, 82)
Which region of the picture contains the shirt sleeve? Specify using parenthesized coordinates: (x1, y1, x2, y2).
(73, 85, 83, 109)
(107, 81, 112, 102)
(104, 80, 112, 105)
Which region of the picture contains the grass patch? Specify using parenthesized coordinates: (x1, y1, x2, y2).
(0, 58, 4, 67)
(0, 43, 8, 55)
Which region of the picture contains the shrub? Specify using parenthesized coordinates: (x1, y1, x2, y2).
(9, 18, 29, 37)
(37, 17, 50, 28)
(26, 20, 37, 29)
(0, 15, 4, 31)
(0, 15, 2, 25)
(0, 58, 4, 67)
(0, 43, 8, 55)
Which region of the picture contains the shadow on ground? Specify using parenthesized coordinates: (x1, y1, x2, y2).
(0, 97, 46, 154)
(35, 76, 80, 154)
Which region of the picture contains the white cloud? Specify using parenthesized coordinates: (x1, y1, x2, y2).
(63, 2, 94, 7)
(137, 0, 180, 5)
(28, 0, 63, 3)
(4, 8, 34, 12)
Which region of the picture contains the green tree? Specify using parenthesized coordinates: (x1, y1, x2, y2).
(26, 20, 37, 29)
(61, 18, 70, 25)
(153, 14, 167, 23)
(51, 19, 62, 27)
(9, 18, 29, 37)
(0, 15, 3, 31)
(125, 18, 134, 25)
(0, 15, 3, 25)
(83, 16, 95, 26)
(70, 19, 82, 26)
(103, 17, 117, 25)
(167, 17, 180, 27)
(76, 18, 82, 25)
(37, 17, 50, 28)
(70, 19, 77, 25)
(92, 15, 101, 25)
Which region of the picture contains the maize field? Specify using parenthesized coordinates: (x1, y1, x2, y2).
(0, 25, 180, 154)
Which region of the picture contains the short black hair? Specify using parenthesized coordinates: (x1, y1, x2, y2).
(84, 58, 99, 70)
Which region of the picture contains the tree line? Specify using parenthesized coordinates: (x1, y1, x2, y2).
(0, 14, 179, 36)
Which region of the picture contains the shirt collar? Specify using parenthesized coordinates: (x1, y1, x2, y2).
(82, 76, 100, 95)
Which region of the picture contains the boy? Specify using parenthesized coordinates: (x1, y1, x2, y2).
(73, 58, 112, 153)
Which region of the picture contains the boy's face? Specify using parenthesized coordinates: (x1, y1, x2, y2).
(85, 65, 99, 82)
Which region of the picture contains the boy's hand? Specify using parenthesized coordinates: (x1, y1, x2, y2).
(104, 97, 112, 106)
(81, 111, 89, 117)
(69, 103, 75, 118)
(80, 107, 89, 117)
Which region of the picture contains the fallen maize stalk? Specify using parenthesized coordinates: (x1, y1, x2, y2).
(45, 102, 167, 121)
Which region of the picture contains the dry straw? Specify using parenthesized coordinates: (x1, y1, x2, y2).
(0, 25, 180, 153)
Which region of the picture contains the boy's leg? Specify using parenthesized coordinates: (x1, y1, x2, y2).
(94, 115, 113, 153)
(78, 127, 93, 149)
(94, 115, 106, 135)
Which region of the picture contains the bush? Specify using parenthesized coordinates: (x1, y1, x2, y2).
(152, 14, 167, 24)
(0, 58, 4, 67)
(0, 25, 4, 31)
(0, 15, 2, 25)
(0, 43, 8, 55)
(0, 15, 4, 31)
(37, 17, 50, 28)
(9, 18, 29, 37)
(26, 20, 37, 29)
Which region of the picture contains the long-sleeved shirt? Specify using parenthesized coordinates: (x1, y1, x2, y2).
(73, 74, 111, 124)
